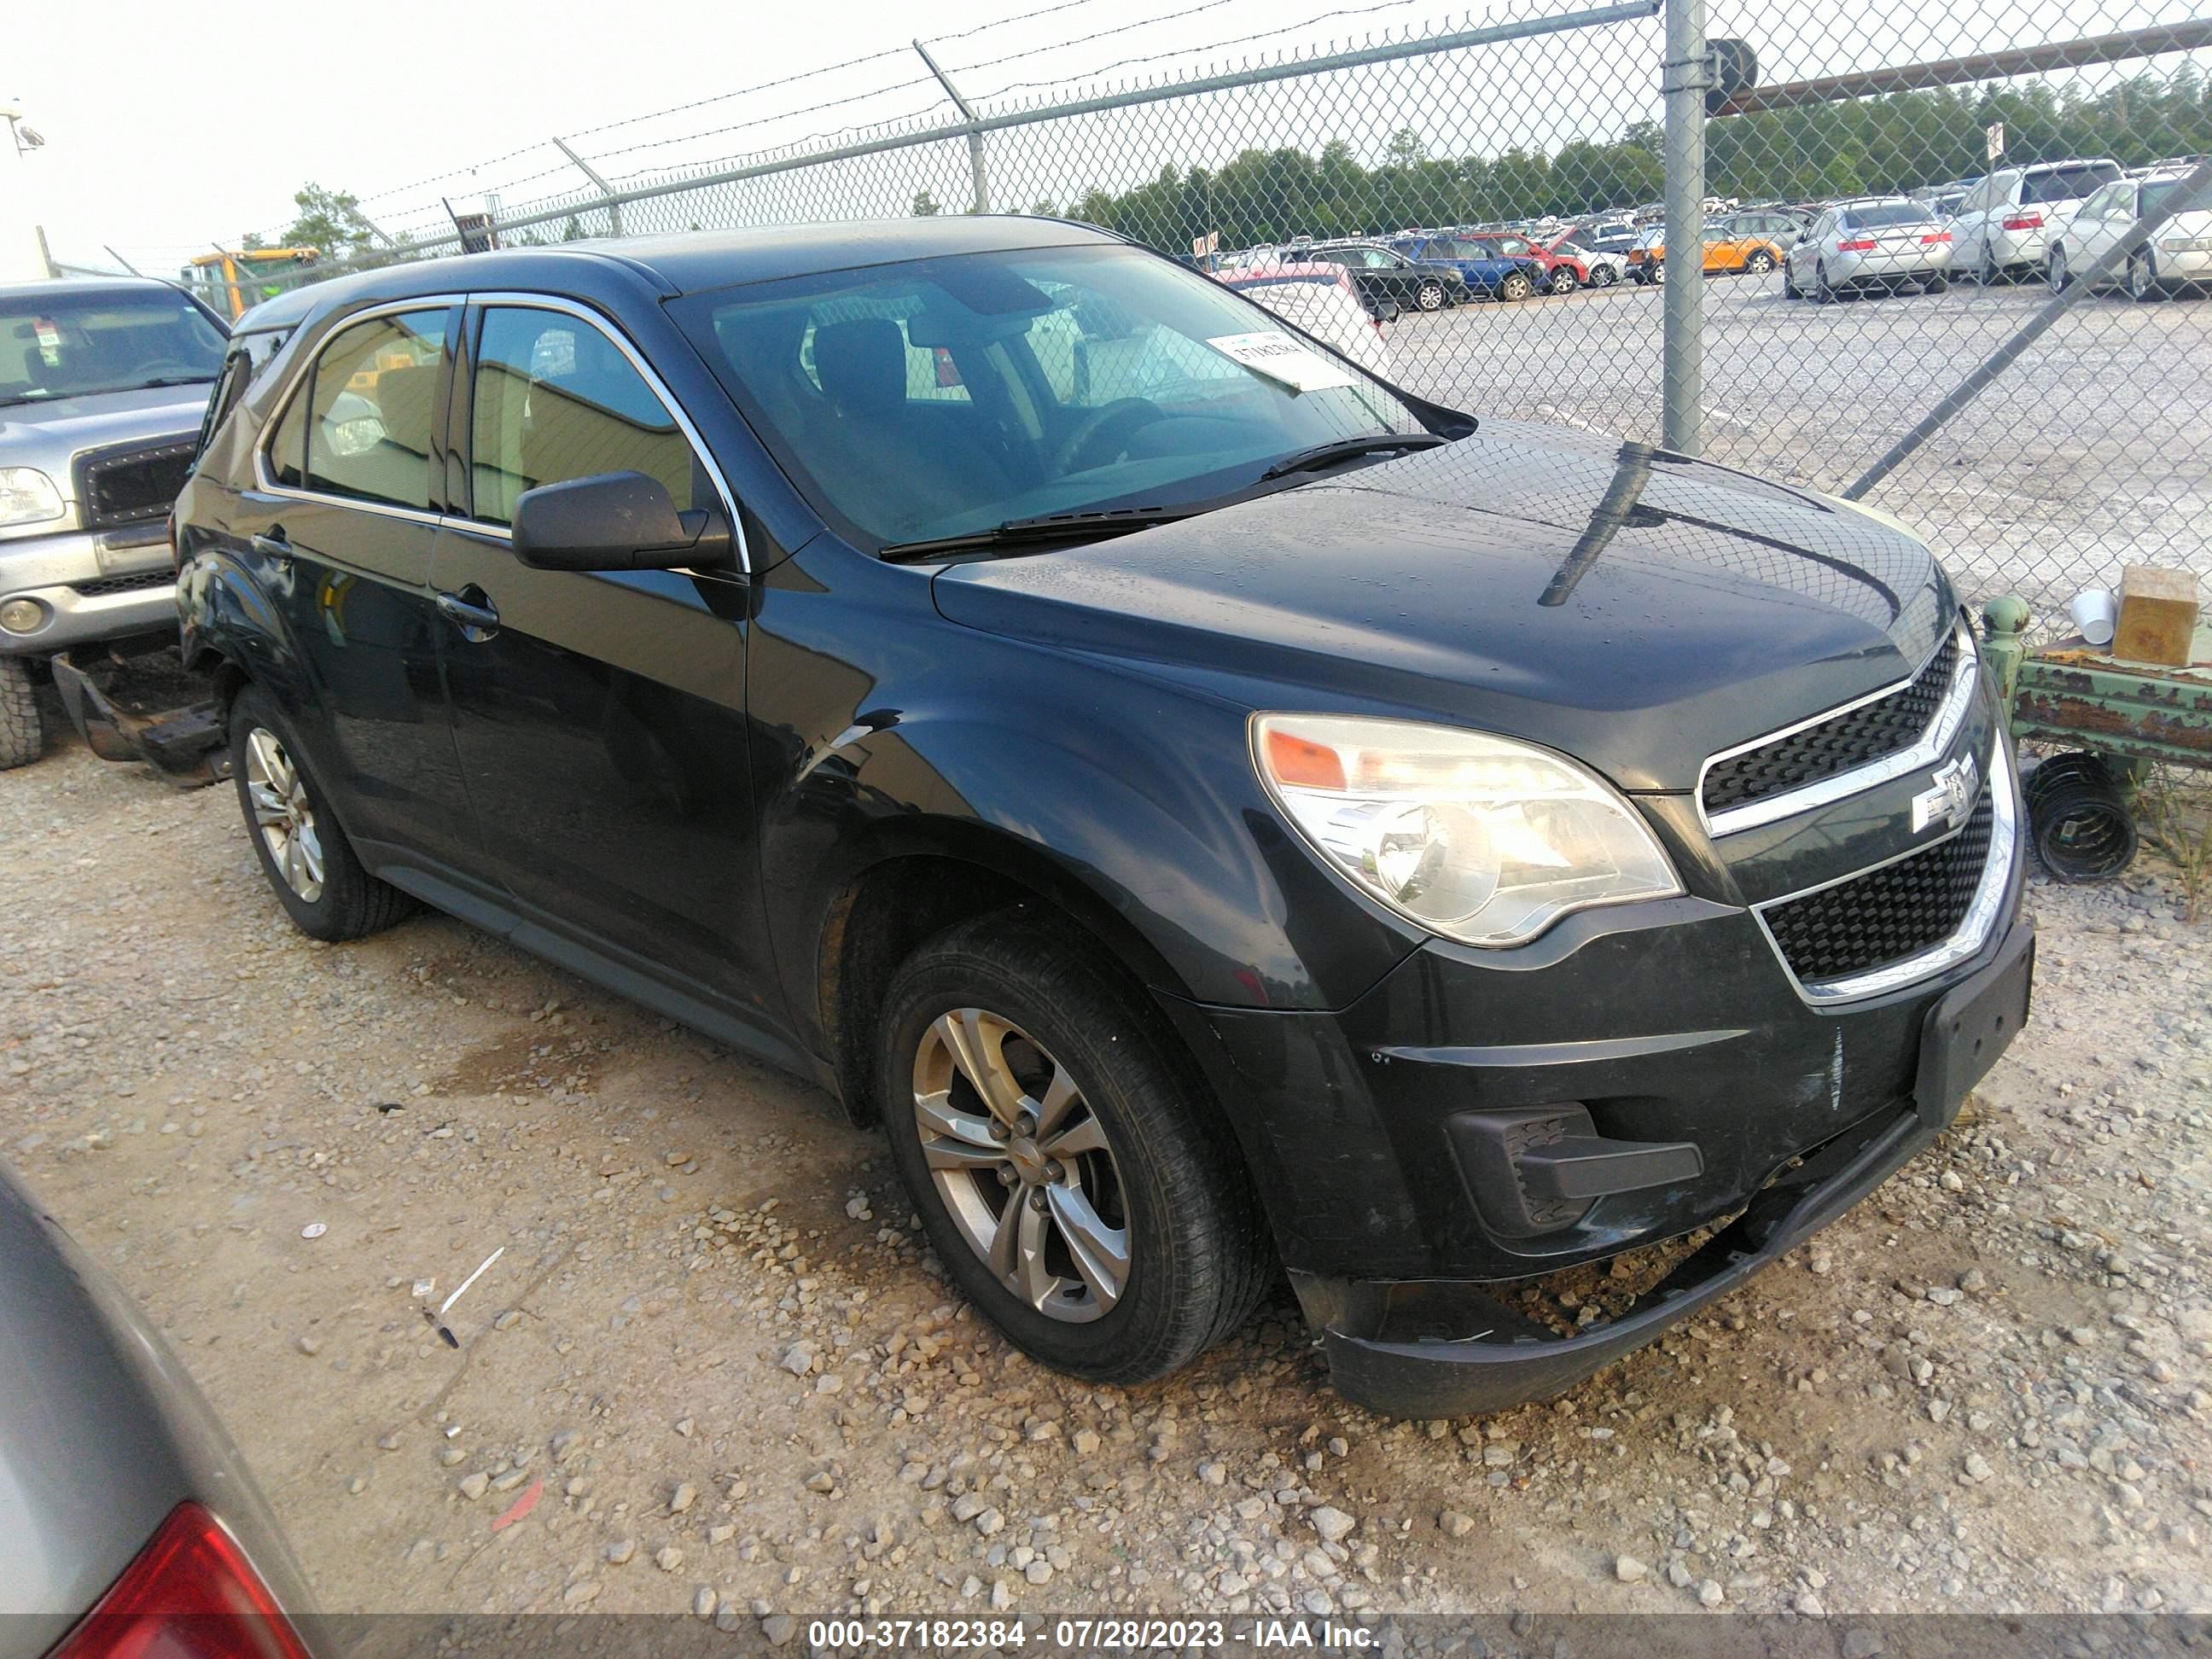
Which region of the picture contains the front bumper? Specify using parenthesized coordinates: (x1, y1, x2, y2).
(0, 524, 178, 655)
(1161, 739, 2032, 1414)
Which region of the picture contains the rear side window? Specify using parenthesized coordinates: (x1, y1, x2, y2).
(299, 308, 451, 510)
(469, 306, 700, 527)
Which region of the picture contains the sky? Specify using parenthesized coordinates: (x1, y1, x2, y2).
(12, 0, 2194, 275)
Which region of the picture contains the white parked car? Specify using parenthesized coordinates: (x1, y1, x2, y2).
(2046, 167, 2212, 298)
(1784, 198, 1953, 301)
(1216, 263, 1394, 379)
(1551, 239, 1627, 288)
(1950, 158, 2123, 284)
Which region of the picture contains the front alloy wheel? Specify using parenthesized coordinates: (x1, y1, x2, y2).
(912, 1008, 1127, 1322)
(1746, 248, 1776, 273)
(1415, 280, 1446, 311)
(880, 912, 1269, 1384)
(1546, 267, 1576, 294)
(2047, 246, 2070, 292)
(1498, 271, 1534, 301)
(2129, 251, 2161, 300)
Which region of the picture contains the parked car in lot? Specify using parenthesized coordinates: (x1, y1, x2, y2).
(1950, 158, 2123, 284)
(1302, 241, 1470, 311)
(2046, 166, 2212, 297)
(1558, 218, 1639, 259)
(166, 216, 2032, 1417)
(1628, 213, 1791, 282)
(1546, 235, 1626, 288)
(0, 278, 231, 769)
(1215, 262, 1394, 378)
(1385, 233, 1542, 300)
(1461, 232, 1584, 295)
(1785, 197, 1953, 300)
(0, 1157, 319, 1658)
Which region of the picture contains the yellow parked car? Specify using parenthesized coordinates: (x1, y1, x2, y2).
(1627, 212, 1799, 282)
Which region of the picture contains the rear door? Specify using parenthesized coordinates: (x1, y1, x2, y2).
(429, 297, 783, 1031)
(242, 302, 479, 874)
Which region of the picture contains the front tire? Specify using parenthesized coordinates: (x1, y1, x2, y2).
(1593, 263, 1618, 288)
(1783, 263, 1802, 299)
(2047, 245, 2070, 292)
(1980, 242, 2003, 287)
(878, 911, 1269, 1385)
(1497, 271, 1534, 302)
(2129, 251, 2162, 301)
(1546, 267, 1576, 295)
(1814, 262, 1836, 304)
(0, 656, 44, 770)
(1414, 280, 1446, 311)
(229, 684, 416, 942)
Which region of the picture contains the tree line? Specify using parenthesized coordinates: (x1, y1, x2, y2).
(1051, 66, 2212, 250)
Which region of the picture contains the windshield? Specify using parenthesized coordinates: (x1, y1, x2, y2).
(2023, 164, 2122, 204)
(2143, 178, 2212, 217)
(0, 288, 226, 405)
(672, 243, 1431, 550)
(1841, 203, 1936, 230)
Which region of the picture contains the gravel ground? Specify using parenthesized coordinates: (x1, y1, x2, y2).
(1383, 271, 2212, 620)
(3, 705, 2210, 1633)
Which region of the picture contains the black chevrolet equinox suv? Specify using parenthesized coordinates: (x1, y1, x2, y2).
(174, 217, 2033, 1416)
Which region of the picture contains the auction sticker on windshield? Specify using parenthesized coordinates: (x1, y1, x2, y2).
(1206, 331, 1357, 393)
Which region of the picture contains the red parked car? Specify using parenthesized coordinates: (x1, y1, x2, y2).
(1462, 232, 1586, 294)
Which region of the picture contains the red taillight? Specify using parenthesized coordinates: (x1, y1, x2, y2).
(2001, 212, 2044, 231)
(50, 1503, 310, 1659)
(1921, 231, 1953, 244)
(1837, 237, 1877, 252)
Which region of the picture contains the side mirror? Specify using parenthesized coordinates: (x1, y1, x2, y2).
(510, 470, 734, 573)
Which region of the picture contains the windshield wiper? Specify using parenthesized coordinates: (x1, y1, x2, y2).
(879, 505, 1201, 562)
(129, 375, 217, 389)
(1257, 433, 1447, 480)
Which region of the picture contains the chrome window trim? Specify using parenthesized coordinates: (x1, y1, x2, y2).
(1750, 736, 2019, 1007)
(461, 292, 750, 575)
(251, 295, 467, 521)
(1698, 618, 1978, 839)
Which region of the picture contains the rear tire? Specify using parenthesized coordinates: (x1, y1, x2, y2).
(229, 683, 416, 942)
(0, 656, 43, 771)
(1746, 248, 1777, 273)
(1593, 263, 1618, 288)
(878, 911, 1271, 1384)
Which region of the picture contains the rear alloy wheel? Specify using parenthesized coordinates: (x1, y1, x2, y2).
(1498, 271, 1534, 302)
(1546, 267, 1576, 295)
(1415, 280, 1446, 311)
(229, 684, 416, 942)
(1593, 263, 1619, 288)
(1745, 248, 1777, 273)
(2129, 251, 2162, 301)
(880, 912, 1269, 1383)
(0, 655, 44, 771)
(2046, 245, 2070, 292)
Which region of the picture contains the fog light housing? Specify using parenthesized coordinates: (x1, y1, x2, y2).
(0, 597, 46, 634)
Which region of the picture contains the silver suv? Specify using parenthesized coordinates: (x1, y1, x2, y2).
(0, 278, 229, 767)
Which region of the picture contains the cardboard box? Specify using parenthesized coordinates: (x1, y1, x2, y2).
(2112, 565, 2202, 667)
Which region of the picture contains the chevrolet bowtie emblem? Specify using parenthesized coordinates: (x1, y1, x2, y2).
(1912, 753, 1980, 835)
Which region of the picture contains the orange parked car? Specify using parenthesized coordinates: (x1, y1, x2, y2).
(1626, 212, 1800, 282)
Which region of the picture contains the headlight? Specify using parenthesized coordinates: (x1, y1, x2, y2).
(1252, 713, 1681, 946)
(0, 468, 65, 529)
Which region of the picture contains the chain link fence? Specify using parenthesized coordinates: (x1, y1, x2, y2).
(178, 0, 2212, 628)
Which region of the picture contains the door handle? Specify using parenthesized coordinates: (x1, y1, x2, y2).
(435, 587, 500, 639)
(250, 529, 291, 566)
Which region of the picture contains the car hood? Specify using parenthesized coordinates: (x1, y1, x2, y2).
(931, 419, 1953, 792)
(0, 385, 212, 480)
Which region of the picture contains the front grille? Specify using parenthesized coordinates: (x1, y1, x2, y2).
(69, 569, 174, 598)
(1762, 783, 1994, 985)
(1703, 631, 1960, 817)
(73, 436, 197, 532)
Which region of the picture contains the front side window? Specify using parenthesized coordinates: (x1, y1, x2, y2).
(469, 307, 702, 527)
(0, 288, 226, 407)
(299, 308, 451, 510)
(674, 242, 1427, 550)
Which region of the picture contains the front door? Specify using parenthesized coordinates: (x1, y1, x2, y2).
(430, 300, 783, 1036)
(241, 303, 478, 876)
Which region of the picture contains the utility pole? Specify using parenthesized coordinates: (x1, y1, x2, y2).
(554, 137, 625, 237)
(1660, 0, 1707, 455)
(914, 40, 990, 215)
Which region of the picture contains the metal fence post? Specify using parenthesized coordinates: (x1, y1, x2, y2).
(914, 40, 990, 214)
(1661, 0, 1707, 456)
(553, 137, 625, 236)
